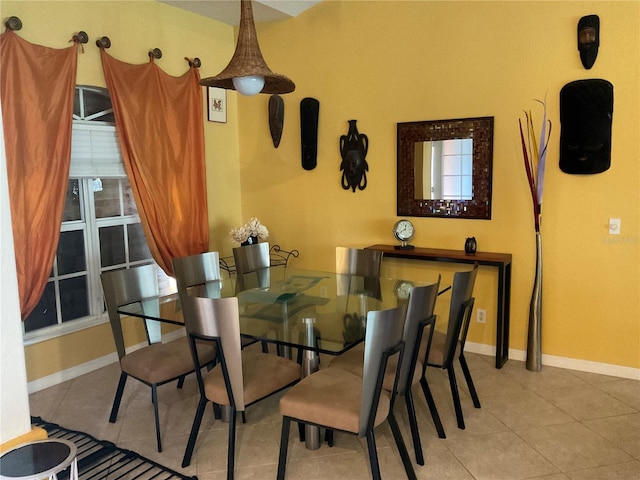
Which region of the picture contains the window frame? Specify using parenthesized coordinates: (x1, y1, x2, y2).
(23, 86, 157, 345)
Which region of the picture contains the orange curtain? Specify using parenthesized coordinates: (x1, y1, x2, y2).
(100, 50, 209, 275)
(0, 30, 79, 319)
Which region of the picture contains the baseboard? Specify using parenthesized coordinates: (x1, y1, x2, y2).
(465, 341, 640, 380)
(27, 329, 185, 394)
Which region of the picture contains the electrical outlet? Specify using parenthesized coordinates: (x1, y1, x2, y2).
(476, 309, 487, 324)
(609, 218, 621, 235)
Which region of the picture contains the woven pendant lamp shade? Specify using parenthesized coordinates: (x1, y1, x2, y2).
(200, 0, 295, 95)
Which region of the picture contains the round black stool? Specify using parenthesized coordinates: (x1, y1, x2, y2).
(0, 439, 77, 480)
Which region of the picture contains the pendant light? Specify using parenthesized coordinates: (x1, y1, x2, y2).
(200, 0, 295, 96)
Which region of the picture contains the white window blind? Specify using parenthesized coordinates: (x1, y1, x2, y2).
(70, 124, 124, 177)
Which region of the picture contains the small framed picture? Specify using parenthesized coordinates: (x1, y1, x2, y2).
(207, 87, 226, 123)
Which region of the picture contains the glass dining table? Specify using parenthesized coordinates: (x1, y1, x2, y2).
(117, 266, 446, 449)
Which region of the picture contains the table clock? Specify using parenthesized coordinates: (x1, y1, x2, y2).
(393, 219, 415, 250)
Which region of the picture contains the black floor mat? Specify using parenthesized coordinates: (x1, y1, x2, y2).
(31, 417, 196, 480)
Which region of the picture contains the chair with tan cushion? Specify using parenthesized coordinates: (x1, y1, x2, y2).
(328, 278, 442, 464)
(420, 263, 480, 432)
(180, 292, 301, 477)
(101, 264, 216, 453)
(172, 251, 222, 294)
(233, 242, 271, 291)
(277, 307, 417, 480)
(172, 251, 264, 351)
(335, 246, 383, 276)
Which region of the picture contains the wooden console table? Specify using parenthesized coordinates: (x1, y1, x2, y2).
(366, 244, 511, 368)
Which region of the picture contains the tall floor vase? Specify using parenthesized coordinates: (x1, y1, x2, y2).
(526, 231, 543, 371)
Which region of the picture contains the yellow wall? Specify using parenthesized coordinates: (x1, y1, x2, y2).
(1, 0, 243, 381)
(4, 0, 638, 382)
(237, 1, 639, 368)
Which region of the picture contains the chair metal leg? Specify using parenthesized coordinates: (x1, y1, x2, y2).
(151, 385, 162, 452)
(109, 372, 128, 423)
(213, 402, 222, 419)
(177, 375, 185, 389)
(277, 417, 292, 480)
(227, 406, 236, 480)
(182, 396, 208, 467)
(298, 422, 305, 442)
(387, 412, 418, 480)
(419, 375, 446, 439)
(325, 429, 334, 447)
(404, 391, 424, 465)
(459, 353, 481, 408)
(447, 365, 465, 430)
(365, 431, 382, 480)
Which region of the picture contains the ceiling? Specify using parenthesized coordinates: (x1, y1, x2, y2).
(158, 0, 320, 25)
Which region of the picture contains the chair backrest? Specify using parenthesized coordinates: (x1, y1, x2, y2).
(396, 278, 440, 395)
(336, 247, 383, 300)
(233, 243, 271, 292)
(335, 247, 383, 277)
(233, 242, 270, 275)
(442, 263, 478, 366)
(101, 264, 159, 360)
(179, 291, 246, 410)
(172, 252, 221, 297)
(360, 306, 405, 437)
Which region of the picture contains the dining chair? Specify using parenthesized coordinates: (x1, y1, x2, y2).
(277, 306, 417, 480)
(328, 278, 443, 465)
(233, 242, 270, 282)
(419, 262, 480, 432)
(100, 264, 216, 453)
(233, 242, 312, 356)
(335, 247, 383, 314)
(179, 292, 302, 477)
(172, 251, 222, 294)
(172, 251, 267, 352)
(335, 246, 383, 276)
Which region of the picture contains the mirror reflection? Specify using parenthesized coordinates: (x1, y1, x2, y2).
(414, 139, 473, 200)
(397, 117, 494, 219)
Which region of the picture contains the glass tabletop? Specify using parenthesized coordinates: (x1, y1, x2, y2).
(117, 267, 445, 356)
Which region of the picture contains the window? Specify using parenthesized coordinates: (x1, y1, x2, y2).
(23, 86, 169, 339)
(431, 138, 473, 200)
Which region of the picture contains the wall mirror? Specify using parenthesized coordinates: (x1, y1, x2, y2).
(397, 116, 494, 219)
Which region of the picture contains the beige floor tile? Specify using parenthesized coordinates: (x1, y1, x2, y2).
(596, 379, 640, 411)
(504, 364, 590, 392)
(516, 422, 633, 471)
(583, 413, 640, 460)
(445, 430, 558, 479)
(534, 384, 636, 421)
(565, 460, 640, 479)
(483, 390, 574, 430)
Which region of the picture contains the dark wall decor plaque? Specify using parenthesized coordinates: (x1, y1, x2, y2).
(300, 97, 319, 170)
(560, 79, 613, 174)
(269, 94, 284, 148)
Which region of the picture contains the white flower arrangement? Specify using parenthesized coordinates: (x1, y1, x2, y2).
(229, 217, 269, 244)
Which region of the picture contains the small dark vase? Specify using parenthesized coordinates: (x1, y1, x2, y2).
(465, 237, 477, 255)
(241, 236, 259, 246)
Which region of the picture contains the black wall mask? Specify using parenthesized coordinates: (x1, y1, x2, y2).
(578, 15, 600, 69)
(559, 79, 613, 174)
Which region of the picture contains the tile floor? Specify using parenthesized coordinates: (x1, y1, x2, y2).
(29, 352, 640, 479)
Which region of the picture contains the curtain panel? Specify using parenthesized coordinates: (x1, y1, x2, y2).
(100, 50, 209, 275)
(0, 30, 79, 319)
